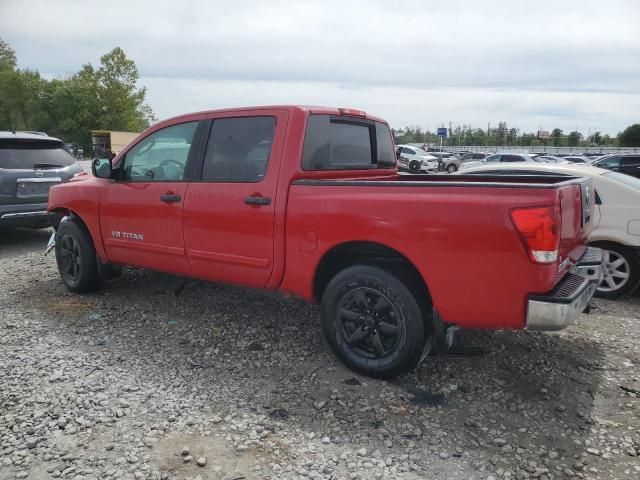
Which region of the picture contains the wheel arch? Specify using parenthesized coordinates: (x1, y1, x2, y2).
(312, 241, 433, 308)
(52, 208, 107, 261)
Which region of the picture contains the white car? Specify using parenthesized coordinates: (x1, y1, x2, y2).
(458, 152, 546, 171)
(395, 145, 439, 173)
(456, 162, 640, 298)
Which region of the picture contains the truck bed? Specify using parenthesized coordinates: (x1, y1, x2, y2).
(282, 173, 593, 330)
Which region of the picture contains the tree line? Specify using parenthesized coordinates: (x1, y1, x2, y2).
(0, 38, 153, 155)
(394, 122, 640, 149)
(2, 36, 639, 152)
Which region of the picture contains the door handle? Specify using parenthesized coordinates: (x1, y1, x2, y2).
(160, 194, 181, 203)
(245, 195, 271, 205)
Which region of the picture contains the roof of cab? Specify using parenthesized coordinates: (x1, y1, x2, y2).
(158, 105, 387, 126)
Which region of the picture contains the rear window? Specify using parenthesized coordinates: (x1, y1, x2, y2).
(301, 115, 395, 170)
(0, 139, 76, 169)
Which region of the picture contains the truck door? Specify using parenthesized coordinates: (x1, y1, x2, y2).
(183, 110, 288, 288)
(100, 121, 200, 275)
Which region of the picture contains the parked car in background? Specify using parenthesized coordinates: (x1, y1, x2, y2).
(590, 153, 640, 179)
(535, 155, 566, 163)
(563, 155, 588, 164)
(427, 152, 462, 172)
(0, 132, 85, 229)
(456, 162, 640, 298)
(461, 152, 491, 162)
(395, 144, 439, 173)
(459, 152, 544, 170)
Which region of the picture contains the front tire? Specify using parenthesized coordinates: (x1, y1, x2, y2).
(321, 265, 428, 378)
(593, 243, 639, 299)
(55, 219, 102, 293)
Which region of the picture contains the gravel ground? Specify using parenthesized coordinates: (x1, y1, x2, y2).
(1, 228, 639, 480)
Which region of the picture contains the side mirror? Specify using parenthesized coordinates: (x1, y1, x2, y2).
(92, 158, 113, 179)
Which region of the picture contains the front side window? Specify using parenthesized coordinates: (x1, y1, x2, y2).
(122, 122, 198, 181)
(485, 155, 500, 163)
(201, 116, 275, 182)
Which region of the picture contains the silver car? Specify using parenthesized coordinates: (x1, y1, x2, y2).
(0, 132, 84, 229)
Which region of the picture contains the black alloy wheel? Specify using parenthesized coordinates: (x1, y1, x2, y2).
(338, 287, 402, 359)
(58, 234, 82, 283)
(321, 265, 428, 378)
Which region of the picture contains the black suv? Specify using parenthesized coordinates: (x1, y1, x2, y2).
(591, 153, 640, 179)
(0, 132, 84, 229)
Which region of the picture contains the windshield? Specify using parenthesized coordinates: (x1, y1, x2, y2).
(0, 140, 76, 169)
(603, 171, 640, 190)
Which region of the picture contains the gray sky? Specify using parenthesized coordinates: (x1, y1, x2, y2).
(2, 0, 639, 135)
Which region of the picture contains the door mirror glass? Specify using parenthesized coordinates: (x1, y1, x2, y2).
(92, 158, 113, 178)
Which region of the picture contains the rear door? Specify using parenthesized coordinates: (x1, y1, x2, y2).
(182, 110, 288, 287)
(100, 121, 200, 275)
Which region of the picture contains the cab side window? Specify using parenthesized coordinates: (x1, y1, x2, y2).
(201, 116, 276, 182)
(122, 122, 198, 181)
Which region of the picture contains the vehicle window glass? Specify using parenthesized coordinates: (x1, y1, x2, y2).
(501, 155, 524, 162)
(302, 115, 383, 170)
(599, 156, 620, 167)
(331, 122, 372, 166)
(0, 140, 76, 169)
(375, 123, 395, 167)
(473, 153, 484, 159)
(201, 116, 276, 182)
(123, 122, 198, 181)
(485, 155, 500, 163)
(621, 156, 640, 166)
(404, 148, 415, 155)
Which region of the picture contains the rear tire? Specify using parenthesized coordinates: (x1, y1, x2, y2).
(320, 265, 427, 378)
(409, 161, 421, 173)
(55, 219, 102, 293)
(447, 164, 458, 173)
(592, 242, 639, 299)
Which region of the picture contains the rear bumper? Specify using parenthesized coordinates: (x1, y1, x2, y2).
(526, 247, 603, 331)
(0, 202, 56, 228)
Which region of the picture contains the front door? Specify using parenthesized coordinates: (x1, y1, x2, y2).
(183, 111, 288, 288)
(100, 121, 200, 275)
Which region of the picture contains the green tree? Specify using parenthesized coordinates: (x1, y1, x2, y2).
(551, 128, 564, 147)
(618, 124, 640, 147)
(96, 47, 154, 131)
(0, 38, 17, 71)
(567, 131, 582, 147)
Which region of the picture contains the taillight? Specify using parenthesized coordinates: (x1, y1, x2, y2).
(510, 206, 561, 264)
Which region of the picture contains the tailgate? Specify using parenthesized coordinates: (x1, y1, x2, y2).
(558, 177, 595, 266)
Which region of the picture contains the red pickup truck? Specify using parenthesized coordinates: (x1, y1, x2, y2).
(47, 106, 603, 378)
